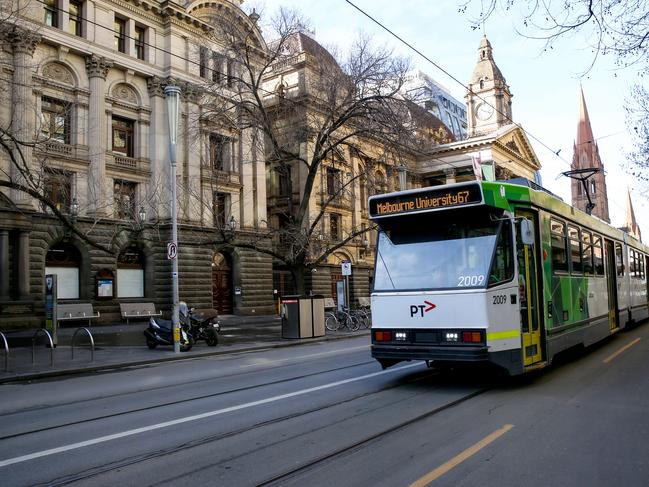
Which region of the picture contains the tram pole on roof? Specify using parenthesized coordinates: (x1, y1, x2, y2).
(561, 167, 599, 215)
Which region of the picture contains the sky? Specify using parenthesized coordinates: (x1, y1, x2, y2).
(250, 0, 646, 236)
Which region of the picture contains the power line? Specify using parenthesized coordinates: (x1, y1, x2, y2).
(343, 0, 580, 169)
(342, 0, 634, 218)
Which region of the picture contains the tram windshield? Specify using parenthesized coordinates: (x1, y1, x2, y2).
(374, 210, 513, 291)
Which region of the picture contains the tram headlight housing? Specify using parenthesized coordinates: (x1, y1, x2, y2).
(445, 332, 459, 342)
(395, 331, 407, 341)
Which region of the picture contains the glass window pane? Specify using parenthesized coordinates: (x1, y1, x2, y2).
(593, 235, 604, 275)
(581, 231, 593, 274)
(550, 220, 568, 273)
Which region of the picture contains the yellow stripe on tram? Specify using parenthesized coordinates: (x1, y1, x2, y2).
(486, 330, 520, 341)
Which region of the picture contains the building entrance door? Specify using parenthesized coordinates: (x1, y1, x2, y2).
(212, 252, 233, 314)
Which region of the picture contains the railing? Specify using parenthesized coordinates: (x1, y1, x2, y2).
(71, 327, 95, 362)
(32, 329, 54, 367)
(43, 140, 73, 156)
(268, 53, 306, 72)
(113, 154, 137, 168)
(0, 332, 8, 372)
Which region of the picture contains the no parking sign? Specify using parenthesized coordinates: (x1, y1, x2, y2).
(167, 242, 178, 260)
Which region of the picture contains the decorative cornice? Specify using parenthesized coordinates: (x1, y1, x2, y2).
(85, 55, 113, 79)
(1, 25, 41, 56)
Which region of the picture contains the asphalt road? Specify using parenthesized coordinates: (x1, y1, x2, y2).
(1, 324, 648, 487)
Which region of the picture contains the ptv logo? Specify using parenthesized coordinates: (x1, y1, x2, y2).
(410, 300, 436, 317)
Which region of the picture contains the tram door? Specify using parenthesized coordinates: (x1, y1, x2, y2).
(517, 212, 542, 366)
(605, 240, 619, 330)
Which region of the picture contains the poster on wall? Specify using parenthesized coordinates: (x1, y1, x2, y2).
(97, 279, 114, 298)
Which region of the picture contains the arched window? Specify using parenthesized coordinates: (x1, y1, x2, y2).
(46, 242, 81, 299)
(117, 246, 144, 297)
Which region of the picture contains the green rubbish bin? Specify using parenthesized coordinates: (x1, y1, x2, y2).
(281, 295, 325, 339)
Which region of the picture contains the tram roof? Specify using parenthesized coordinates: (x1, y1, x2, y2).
(368, 178, 645, 250)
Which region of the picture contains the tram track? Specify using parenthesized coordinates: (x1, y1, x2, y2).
(28, 367, 451, 487)
(0, 359, 377, 441)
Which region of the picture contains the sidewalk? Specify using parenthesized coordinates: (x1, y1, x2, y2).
(0, 315, 370, 383)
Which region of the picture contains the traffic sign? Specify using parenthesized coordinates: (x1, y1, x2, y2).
(167, 242, 178, 260)
(341, 260, 352, 276)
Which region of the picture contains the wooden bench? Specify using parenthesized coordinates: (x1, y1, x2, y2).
(120, 302, 162, 324)
(57, 303, 100, 326)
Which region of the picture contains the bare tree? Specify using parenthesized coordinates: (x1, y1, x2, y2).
(460, 0, 649, 181)
(192, 9, 449, 293)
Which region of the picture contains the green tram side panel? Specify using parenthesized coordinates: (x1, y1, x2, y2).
(481, 181, 593, 331)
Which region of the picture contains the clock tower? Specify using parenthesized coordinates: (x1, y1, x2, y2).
(466, 36, 513, 137)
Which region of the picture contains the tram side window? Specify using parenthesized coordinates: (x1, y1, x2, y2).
(489, 220, 513, 285)
(568, 225, 583, 275)
(581, 230, 593, 275)
(630, 249, 640, 279)
(550, 219, 568, 273)
(615, 243, 624, 277)
(592, 235, 604, 276)
(637, 252, 644, 280)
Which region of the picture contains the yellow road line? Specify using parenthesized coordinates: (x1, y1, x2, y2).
(603, 337, 642, 364)
(409, 424, 514, 487)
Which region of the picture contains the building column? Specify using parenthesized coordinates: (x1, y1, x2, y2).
(85, 55, 113, 216)
(146, 76, 171, 220)
(0, 230, 9, 300)
(7, 26, 41, 209)
(253, 128, 267, 229)
(18, 231, 30, 299)
(444, 168, 456, 184)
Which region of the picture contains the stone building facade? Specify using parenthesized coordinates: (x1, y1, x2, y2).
(0, 0, 274, 327)
(261, 32, 453, 305)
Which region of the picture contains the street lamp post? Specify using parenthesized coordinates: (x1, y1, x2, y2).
(165, 85, 181, 353)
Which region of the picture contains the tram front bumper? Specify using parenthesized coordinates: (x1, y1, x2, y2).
(371, 344, 489, 362)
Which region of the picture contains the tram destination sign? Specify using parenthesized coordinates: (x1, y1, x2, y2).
(368, 183, 483, 218)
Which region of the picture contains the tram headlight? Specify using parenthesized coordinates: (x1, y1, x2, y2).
(445, 332, 459, 342)
(395, 331, 407, 341)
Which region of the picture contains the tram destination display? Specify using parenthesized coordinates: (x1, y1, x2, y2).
(369, 183, 483, 218)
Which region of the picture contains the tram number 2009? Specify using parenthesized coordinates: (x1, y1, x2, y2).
(493, 295, 507, 305)
(457, 275, 485, 286)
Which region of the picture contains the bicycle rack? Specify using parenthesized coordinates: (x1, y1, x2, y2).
(32, 329, 54, 367)
(1, 331, 8, 372)
(71, 327, 95, 362)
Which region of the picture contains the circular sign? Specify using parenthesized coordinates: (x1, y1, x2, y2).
(167, 242, 178, 260)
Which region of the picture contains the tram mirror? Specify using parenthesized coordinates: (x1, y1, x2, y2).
(520, 219, 534, 246)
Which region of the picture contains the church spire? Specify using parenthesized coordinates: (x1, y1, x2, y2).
(623, 188, 642, 241)
(570, 86, 610, 222)
(576, 85, 595, 151)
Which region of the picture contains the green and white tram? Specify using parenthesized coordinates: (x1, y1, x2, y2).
(369, 179, 649, 375)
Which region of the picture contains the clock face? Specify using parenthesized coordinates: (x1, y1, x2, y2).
(476, 102, 494, 121)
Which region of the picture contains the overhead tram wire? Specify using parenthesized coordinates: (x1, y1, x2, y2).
(343, 0, 574, 168)
(343, 0, 634, 218)
(28, 1, 631, 217)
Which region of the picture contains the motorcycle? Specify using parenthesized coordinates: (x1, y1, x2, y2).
(187, 307, 220, 346)
(143, 302, 219, 351)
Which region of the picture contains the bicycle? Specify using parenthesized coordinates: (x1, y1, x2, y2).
(351, 306, 371, 329)
(325, 307, 360, 332)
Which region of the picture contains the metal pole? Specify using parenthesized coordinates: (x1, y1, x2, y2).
(165, 85, 181, 353)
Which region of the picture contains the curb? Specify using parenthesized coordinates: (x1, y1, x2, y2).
(0, 330, 370, 384)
